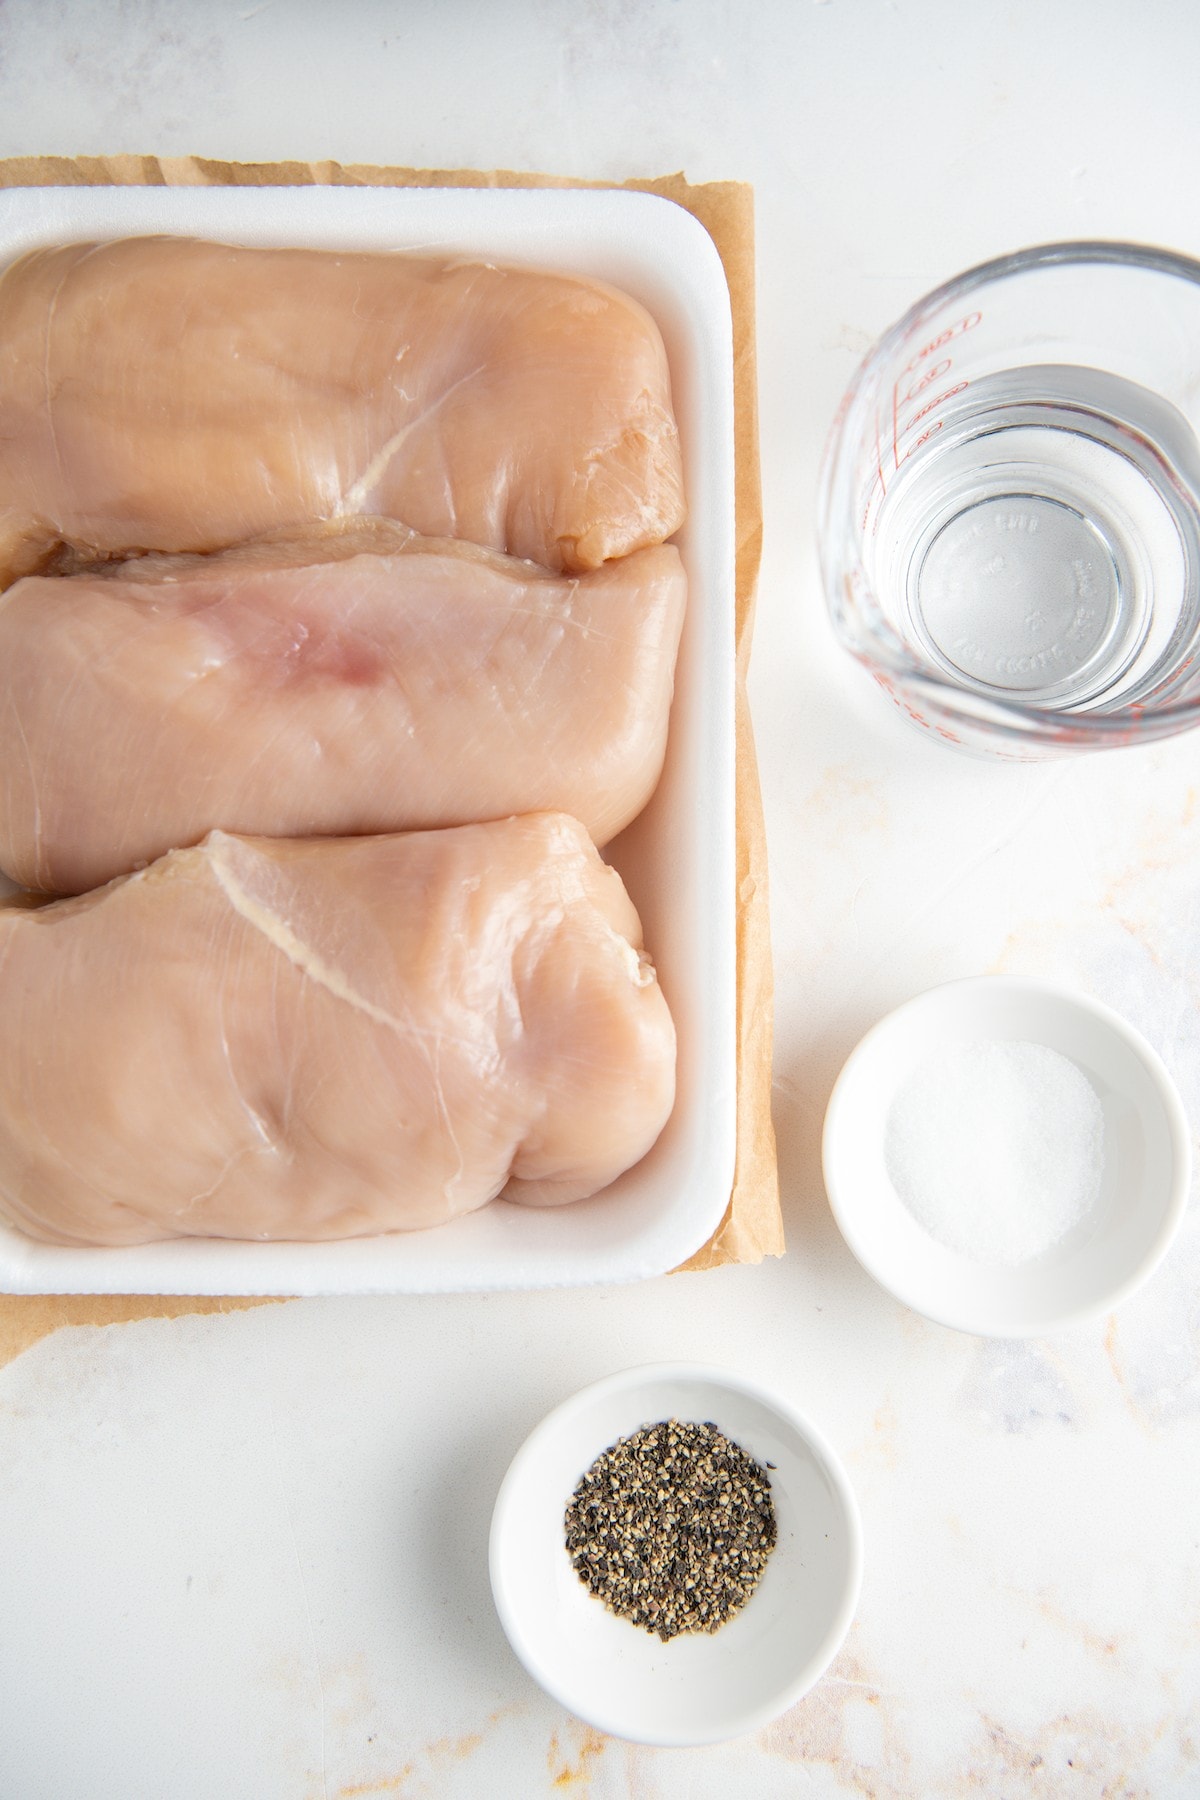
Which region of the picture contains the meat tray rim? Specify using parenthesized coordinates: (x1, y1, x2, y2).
(0, 180, 737, 1295)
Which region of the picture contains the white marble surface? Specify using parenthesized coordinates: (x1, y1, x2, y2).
(2, 1, 1200, 1794)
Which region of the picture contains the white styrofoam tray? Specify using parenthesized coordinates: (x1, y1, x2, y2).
(0, 183, 737, 1295)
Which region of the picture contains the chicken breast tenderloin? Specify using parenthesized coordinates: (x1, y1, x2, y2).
(0, 526, 686, 895)
(0, 236, 685, 586)
(0, 816, 676, 1248)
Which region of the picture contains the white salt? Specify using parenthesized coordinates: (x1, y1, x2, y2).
(884, 1038, 1105, 1265)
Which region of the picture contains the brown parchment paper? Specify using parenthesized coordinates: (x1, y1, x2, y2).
(0, 157, 781, 1367)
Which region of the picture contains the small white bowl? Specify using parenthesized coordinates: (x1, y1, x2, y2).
(823, 976, 1192, 1337)
(488, 1362, 862, 1747)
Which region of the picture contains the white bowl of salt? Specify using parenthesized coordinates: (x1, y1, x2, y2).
(822, 976, 1191, 1336)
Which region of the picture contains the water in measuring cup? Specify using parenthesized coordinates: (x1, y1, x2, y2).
(873, 367, 1200, 709)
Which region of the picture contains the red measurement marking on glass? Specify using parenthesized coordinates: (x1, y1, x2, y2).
(862, 469, 884, 533)
(890, 309, 982, 470)
(903, 310, 982, 377)
(897, 418, 944, 465)
(903, 380, 968, 433)
(900, 358, 952, 406)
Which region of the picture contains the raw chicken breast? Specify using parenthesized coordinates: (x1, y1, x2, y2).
(0, 236, 685, 585)
(0, 816, 676, 1247)
(0, 524, 686, 895)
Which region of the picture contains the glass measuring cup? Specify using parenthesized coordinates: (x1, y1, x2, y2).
(818, 242, 1200, 756)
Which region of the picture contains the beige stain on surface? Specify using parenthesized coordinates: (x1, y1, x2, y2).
(331, 1705, 526, 1800)
(847, 1400, 902, 1474)
(968, 1704, 1175, 1798)
(1103, 1313, 1158, 1434)
(1032, 1588, 1121, 1665)
(869, 1400, 902, 1472)
(335, 1728, 483, 1799)
(547, 1722, 608, 1788)
(758, 1646, 912, 1799)
(1094, 789, 1200, 976)
(337, 1768, 414, 1798)
(762, 1656, 1189, 1800)
(1105, 1314, 1124, 1389)
(799, 764, 890, 837)
(1102, 784, 1200, 901)
(257, 1643, 517, 1799)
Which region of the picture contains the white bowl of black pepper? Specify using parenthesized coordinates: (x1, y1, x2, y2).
(488, 1361, 863, 1746)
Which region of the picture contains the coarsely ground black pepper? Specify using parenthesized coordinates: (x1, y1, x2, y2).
(563, 1417, 778, 1641)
